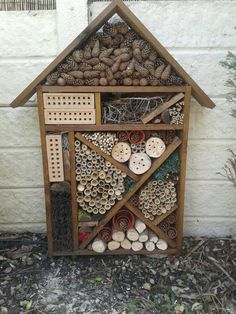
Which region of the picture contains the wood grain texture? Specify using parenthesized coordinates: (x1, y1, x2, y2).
(153, 205, 177, 225)
(142, 93, 185, 124)
(95, 93, 102, 125)
(75, 132, 139, 182)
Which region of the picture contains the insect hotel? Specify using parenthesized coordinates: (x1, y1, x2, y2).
(10, 0, 215, 256)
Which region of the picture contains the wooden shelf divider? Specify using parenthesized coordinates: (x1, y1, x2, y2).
(75, 132, 139, 182)
(79, 136, 182, 250)
(153, 204, 178, 225)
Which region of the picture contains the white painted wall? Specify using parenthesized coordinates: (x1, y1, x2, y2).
(0, 0, 236, 236)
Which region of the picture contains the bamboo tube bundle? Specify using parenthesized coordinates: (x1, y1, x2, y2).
(139, 179, 177, 220)
(75, 140, 125, 215)
(112, 209, 135, 231)
(130, 142, 146, 154)
(83, 132, 118, 155)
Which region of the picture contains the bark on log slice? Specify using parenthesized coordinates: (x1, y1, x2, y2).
(139, 229, 149, 242)
(121, 238, 132, 250)
(112, 229, 125, 242)
(134, 219, 146, 234)
(131, 241, 143, 251)
(145, 137, 166, 158)
(127, 228, 139, 241)
(156, 239, 168, 250)
(108, 240, 121, 251)
(129, 153, 152, 175)
(111, 142, 131, 163)
(149, 231, 159, 243)
(92, 238, 107, 253)
(145, 241, 155, 251)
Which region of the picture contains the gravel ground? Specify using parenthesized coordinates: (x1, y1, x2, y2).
(0, 234, 235, 314)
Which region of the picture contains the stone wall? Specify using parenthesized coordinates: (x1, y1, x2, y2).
(0, 0, 236, 236)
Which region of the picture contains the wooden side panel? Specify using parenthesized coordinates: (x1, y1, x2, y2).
(95, 93, 101, 125)
(37, 87, 53, 255)
(46, 135, 64, 182)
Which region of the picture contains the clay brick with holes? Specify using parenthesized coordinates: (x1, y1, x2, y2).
(43, 93, 95, 109)
(46, 135, 64, 182)
(44, 109, 96, 124)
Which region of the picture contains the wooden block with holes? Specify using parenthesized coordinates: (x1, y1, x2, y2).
(46, 135, 64, 182)
(43, 93, 95, 109)
(44, 108, 96, 124)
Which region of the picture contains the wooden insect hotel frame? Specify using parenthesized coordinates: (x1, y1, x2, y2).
(10, 0, 215, 256)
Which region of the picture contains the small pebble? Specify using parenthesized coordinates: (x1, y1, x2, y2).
(150, 279, 155, 285)
(4, 267, 12, 274)
(143, 282, 151, 291)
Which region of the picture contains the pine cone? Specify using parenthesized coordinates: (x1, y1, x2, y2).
(155, 58, 165, 67)
(144, 60, 155, 76)
(83, 71, 100, 79)
(91, 40, 100, 58)
(115, 22, 129, 35)
(134, 63, 149, 77)
(141, 43, 152, 59)
(57, 63, 71, 73)
(72, 50, 84, 63)
(84, 45, 92, 60)
(166, 75, 184, 86)
(68, 71, 84, 79)
(84, 78, 99, 86)
(66, 56, 79, 71)
(133, 39, 146, 50)
(161, 64, 171, 81)
(103, 22, 118, 37)
(78, 63, 93, 72)
(73, 79, 84, 86)
(123, 77, 133, 86)
(119, 61, 129, 71)
(86, 58, 100, 66)
(132, 71, 141, 79)
(114, 48, 130, 56)
(111, 59, 121, 73)
(133, 48, 142, 63)
(124, 59, 135, 76)
(99, 48, 114, 59)
(125, 29, 139, 41)
(106, 67, 114, 81)
(61, 73, 75, 85)
(154, 64, 165, 79)
(149, 50, 158, 62)
(87, 34, 99, 48)
(120, 38, 133, 48)
(46, 71, 59, 85)
(98, 32, 112, 46)
(148, 75, 162, 86)
(100, 57, 114, 67)
(112, 34, 124, 48)
(93, 63, 106, 71)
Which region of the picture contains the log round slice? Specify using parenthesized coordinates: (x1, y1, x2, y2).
(111, 142, 131, 163)
(129, 153, 152, 175)
(145, 137, 166, 158)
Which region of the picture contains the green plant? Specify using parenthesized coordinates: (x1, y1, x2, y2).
(218, 149, 236, 187)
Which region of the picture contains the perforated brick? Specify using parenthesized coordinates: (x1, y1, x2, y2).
(46, 135, 64, 182)
(43, 93, 95, 109)
(44, 109, 96, 124)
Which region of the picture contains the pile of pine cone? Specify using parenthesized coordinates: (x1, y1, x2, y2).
(46, 21, 184, 87)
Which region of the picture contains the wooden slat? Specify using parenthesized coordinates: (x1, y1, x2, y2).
(45, 123, 184, 132)
(125, 202, 176, 248)
(40, 86, 187, 93)
(115, 0, 215, 109)
(78, 221, 99, 228)
(69, 132, 79, 251)
(95, 93, 101, 125)
(142, 93, 185, 124)
(79, 136, 182, 249)
(75, 132, 139, 182)
(153, 204, 178, 225)
(10, 0, 118, 108)
(52, 248, 178, 256)
(37, 88, 53, 255)
(175, 86, 191, 252)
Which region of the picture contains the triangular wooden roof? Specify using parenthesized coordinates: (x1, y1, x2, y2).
(10, 0, 215, 109)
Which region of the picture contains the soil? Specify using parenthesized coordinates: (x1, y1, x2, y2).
(0, 234, 235, 314)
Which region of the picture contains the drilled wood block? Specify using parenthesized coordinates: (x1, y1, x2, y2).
(46, 135, 64, 182)
(44, 109, 96, 124)
(43, 93, 95, 109)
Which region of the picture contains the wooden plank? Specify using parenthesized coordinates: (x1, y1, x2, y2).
(142, 93, 185, 124)
(69, 132, 79, 251)
(36, 87, 53, 255)
(45, 123, 184, 132)
(52, 248, 178, 256)
(79, 136, 182, 249)
(153, 204, 178, 225)
(10, 0, 118, 108)
(40, 86, 187, 94)
(75, 132, 139, 182)
(125, 202, 176, 248)
(175, 86, 191, 252)
(95, 93, 101, 125)
(115, 0, 215, 109)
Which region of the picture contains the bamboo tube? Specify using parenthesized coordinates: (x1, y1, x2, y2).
(139, 229, 149, 242)
(156, 239, 168, 250)
(99, 208, 106, 214)
(108, 241, 120, 251)
(135, 219, 146, 234)
(112, 229, 125, 242)
(149, 231, 159, 243)
(131, 241, 143, 252)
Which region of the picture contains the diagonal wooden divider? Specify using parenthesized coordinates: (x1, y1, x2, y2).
(125, 202, 176, 247)
(75, 132, 139, 182)
(79, 136, 182, 249)
(153, 204, 178, 225)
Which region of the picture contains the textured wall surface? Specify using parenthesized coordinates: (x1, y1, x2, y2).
(0, 0, 236, 236)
